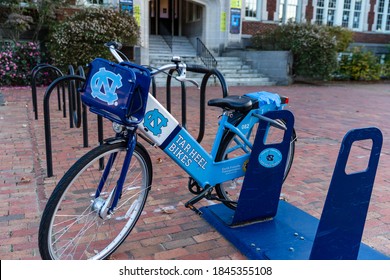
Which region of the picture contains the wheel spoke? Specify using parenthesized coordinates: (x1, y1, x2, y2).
(39, 142, 151, 260)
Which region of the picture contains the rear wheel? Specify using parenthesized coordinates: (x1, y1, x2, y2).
(215, 121, 296, 209)
(38, 141, 152, 259)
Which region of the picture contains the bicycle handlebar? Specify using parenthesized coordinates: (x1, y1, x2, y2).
(106, 41, 200, 88)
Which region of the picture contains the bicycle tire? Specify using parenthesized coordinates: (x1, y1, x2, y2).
(38, 141, 152, 260)
(215, 120, 296, 209)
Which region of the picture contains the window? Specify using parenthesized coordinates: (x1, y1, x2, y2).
(315, 0, 336, 25)
(314, 0, 363, 29)
(327, 0, 336, 26)
(279, 0, 299, 23)
(245, 0, 258, 19)
(88, 0, 112, 5)
(186, 2, 202, 23)
(352, 0, 362, 28)
(376, 0, 390, 31)
(340, 0, 363, 29)
(342, 0, 351, 27)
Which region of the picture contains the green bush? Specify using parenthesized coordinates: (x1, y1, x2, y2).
(251, 23, 353, 80)
(380, 51, 390, 79)
(48, 8, 139, 68)
(0, 42, 46, 86)
(338, 47, 381, 81)
(326, 26, 354, 52)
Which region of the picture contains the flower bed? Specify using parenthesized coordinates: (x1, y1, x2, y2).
(0, 41, 45, 86)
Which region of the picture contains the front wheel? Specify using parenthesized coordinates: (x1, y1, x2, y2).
(215, 121, 296, 209)
(38, 141, 152, 260)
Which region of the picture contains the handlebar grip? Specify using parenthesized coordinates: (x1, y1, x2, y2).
(105, 41, 123, 50)
(186, 64, 210, 74)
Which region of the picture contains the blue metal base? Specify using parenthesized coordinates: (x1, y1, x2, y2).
(200, 201, 389, 260)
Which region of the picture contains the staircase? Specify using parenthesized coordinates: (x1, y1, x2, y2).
(149, 35, 275, 87)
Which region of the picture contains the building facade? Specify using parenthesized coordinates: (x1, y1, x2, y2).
(76, 0, 390, 62)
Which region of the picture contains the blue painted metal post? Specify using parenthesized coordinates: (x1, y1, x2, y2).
(310, 127, 383, 260)
(231, 110, 295, 225)
(200, 126, 387, 260)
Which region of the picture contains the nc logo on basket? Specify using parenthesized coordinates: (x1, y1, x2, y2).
(90, 67, 123, 106)
(259, 148, 282, 168)
(143, 109, 168, 136)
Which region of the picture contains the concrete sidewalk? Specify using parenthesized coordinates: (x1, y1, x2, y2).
(0, 82, 389, 260)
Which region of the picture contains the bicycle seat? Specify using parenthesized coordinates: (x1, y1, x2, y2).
(208, 95, 253, 112)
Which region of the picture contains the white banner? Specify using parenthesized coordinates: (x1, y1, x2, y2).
(1, 260, 388, 280)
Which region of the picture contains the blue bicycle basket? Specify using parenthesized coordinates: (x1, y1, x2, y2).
(81, 58, 151, 126)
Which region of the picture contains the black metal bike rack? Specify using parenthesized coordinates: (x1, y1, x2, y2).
(31, 64, 64, 120)
(76, 66, 90, 148)
(43, 75, 86, 177)
(67, 65, 90, 148)
(31, 62, 106, 177)
(161, 64, 228, 143)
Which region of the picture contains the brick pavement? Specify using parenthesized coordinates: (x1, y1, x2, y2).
(0, 81, 389, 260)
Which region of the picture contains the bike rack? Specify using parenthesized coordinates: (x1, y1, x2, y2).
(31, 64, 64, 120)
(154, 64, 228, 143)
(31, 62, 104, 177)
(201, 120, 389, 260)
(43, 75, 86, 177)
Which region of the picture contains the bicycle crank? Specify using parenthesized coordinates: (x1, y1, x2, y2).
(185, 185, 213, 215)
(188, 177, 202, 194)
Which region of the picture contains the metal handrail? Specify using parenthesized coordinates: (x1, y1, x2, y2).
(196, 38, 218, 69)
(160, 24, 173, 53)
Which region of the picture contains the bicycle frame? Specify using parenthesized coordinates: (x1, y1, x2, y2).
(99, 91, 284, 213)
(137, 92, 285, 189)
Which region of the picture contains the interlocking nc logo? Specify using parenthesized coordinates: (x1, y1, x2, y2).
(90, 67, 123, 106)
(266, 154, 274, 161)
(143, 109, 168, 136)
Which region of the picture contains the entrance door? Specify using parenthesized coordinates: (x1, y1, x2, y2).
(150, 0, 179, 36)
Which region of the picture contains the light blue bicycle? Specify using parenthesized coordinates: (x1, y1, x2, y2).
(38, 42, 296, 259)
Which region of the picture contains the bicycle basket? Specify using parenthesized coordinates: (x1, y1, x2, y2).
(81, 58, 151, 126)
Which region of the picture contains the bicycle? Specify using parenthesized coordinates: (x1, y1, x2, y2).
(38, 42, 296, 260)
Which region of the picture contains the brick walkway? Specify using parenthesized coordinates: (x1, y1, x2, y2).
(0, 82, 389, 260)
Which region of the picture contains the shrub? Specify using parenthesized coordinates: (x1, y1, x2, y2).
(326, 26, 353, 52)
(338, 47, 381, 81)
(251, 23, 353, 80)
(380, 50, 390, 79)
(48, 8, 139, 68)
(0, 42, 45, 86)
(3, 13, 34, 42)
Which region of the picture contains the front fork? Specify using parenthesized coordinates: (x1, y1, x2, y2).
(93, 130, 137, 219)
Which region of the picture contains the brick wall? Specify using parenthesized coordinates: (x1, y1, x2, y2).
(367, 0, 376, 31)
(353, 32, 390, 44)
(55, 7, 81, 20)
(305, 0, 314, 22)
(242, 21, 278, 35)
(242, 21, 390, 45)
(267, 0, 277, 21)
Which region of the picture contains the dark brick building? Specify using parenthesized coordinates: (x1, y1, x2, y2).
(242, 0, 390, 46)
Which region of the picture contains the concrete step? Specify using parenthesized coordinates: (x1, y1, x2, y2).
(149, 35, 197, 57)
(148, 35, 276, 87)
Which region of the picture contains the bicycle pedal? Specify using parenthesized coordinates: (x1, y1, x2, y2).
(185, 203, 202, 216)
(185, 185, 213, 215)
